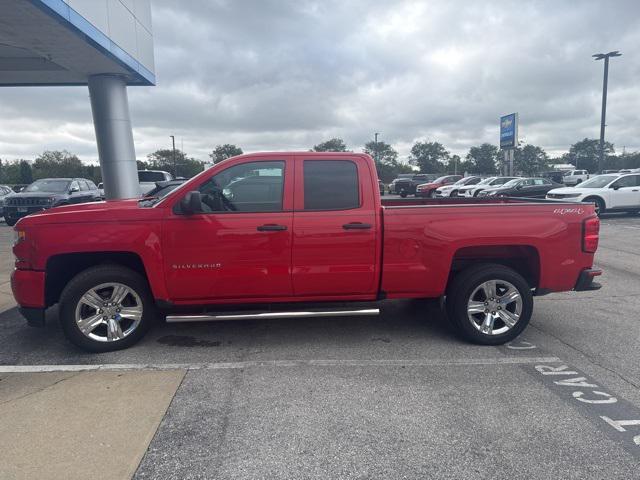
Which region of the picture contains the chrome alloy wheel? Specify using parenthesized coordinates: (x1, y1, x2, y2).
(74, 282, 143, 342)
(466, 279, 523, 336)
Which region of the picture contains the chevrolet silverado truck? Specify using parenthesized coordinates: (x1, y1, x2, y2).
(11, 152, 602, 352)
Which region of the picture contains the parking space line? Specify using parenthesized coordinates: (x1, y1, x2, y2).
(0, 356, 561, 373)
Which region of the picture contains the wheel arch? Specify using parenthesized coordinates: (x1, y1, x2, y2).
(45, 251, 150, 307)
(582, 195, 606, 209)
(448, 245, 540, 291)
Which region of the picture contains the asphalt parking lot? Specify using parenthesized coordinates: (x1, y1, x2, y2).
(1, 212, 640, 479)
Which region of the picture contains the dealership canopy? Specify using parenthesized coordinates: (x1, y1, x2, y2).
(0, 0, 156, 198)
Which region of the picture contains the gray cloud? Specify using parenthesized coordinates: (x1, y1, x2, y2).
(1, 0, 639, 163)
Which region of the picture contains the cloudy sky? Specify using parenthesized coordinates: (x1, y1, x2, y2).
(2, 0, 639, 163)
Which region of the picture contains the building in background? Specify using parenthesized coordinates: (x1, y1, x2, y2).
(0, 0, 155, 199)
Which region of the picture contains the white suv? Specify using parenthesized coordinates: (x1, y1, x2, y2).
(562, 170, 589, 186)
(546, 173, 640, 215)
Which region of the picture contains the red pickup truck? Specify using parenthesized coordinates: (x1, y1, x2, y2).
(11, 152, 602, 352)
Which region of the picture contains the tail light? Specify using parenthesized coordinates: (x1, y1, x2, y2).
(582, 216, 600, 253)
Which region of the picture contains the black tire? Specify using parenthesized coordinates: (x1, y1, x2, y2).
(445, 264, 533, 345)
(5, 217, 17, 226)
(400, 191, 408, 198)
(59, 265, 156, 352)
(584, 197, 605, 216)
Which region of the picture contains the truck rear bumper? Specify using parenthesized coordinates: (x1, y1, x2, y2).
(574, 268, 602, 291)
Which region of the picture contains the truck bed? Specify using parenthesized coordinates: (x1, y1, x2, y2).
(379, 196, 596, 299)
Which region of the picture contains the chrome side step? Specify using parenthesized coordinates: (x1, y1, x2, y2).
(166, 308, 380, 323)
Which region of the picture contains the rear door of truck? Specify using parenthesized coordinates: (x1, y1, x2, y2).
(291, 154, 380, 297)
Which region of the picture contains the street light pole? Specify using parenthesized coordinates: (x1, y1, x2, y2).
(374, 132, 380, 164)
(593, 51, 621, 173)
(169, 135, 177, 177)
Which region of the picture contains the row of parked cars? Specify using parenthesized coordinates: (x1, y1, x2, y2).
(0, 170, 181, 226)
(388, 174, 561, 199)
(387, 170, 640, 216)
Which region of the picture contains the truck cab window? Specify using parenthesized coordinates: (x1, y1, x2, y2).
(197, 161, 285, 212)
(303, 160, 359, 210)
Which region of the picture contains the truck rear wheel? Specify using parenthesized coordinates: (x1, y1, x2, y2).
(446, 264, 533, 345)
(58, 265, 155, 352)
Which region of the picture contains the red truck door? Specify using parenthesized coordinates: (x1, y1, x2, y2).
(162, 156, 294, 301)
(291, 155, 379, 297)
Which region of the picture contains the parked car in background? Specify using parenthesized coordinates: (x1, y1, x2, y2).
(389, 173, 436, 197)
(478, 177, 561, 199)
(541, 171, 565, 184)
(602, 169, 619, 174)
(0, 185, 14, 219)
(547, 173, 640, 216)
(415, 175, 463, 198)
(435, 176, 483, 197)
(563, 170, 590, 186)
(143, 179, 187, 199)
(378, 180, 385, 196)
(618, 169, 633, 174)
(97, 182, 105, 199)
(3, 178, 101, 226)
(138, 170, 174, 195)
(460, 177, 520, 197)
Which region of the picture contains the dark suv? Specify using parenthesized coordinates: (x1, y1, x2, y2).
(390, 174, 437, 196)
(4, 178, 101, 226)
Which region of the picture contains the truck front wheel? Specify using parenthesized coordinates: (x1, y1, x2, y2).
(446, 264, 533, 345)
(58, 265, 155, 352)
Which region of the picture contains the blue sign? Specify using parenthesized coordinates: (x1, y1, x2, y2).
(500, 113, 518, 148)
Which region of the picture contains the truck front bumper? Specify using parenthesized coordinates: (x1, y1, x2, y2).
(574, 268, 602, 291)
(11, 269, 46, 327)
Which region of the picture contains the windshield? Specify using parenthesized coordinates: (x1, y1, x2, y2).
(433, 176, 449, 183)
(453, 177, 472, 185)
(23, 179, 70, 193)
(578, 175, 618, 188)
(476, 177, 496, 185)
(138, 171, 167, 182)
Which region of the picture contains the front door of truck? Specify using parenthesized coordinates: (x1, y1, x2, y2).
(291, 156, 378, 297)
(162, 157, 294, 301)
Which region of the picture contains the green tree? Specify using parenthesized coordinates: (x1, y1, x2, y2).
(565, 138, 614, 173)
(147, 149, 204, 178)
(497, 145, 548, 176)
(209, 144, 243, 164)
(408, 141, 449, 173)
(32, 150, 84, 180)
(363, 141, 410, 183)
(312, 138, 349, 152)
(364, 140, 398, 164)
(466, 143, 499, 174)
(19, 160, 33, 184)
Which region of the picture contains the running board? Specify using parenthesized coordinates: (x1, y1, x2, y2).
(166, 308, 380, 323)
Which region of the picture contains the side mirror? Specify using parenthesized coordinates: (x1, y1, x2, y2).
(181, 191, 202, 214)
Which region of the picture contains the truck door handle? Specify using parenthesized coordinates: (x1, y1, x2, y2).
(257, 224, 287, 231)
(342, 222, 372, 230)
